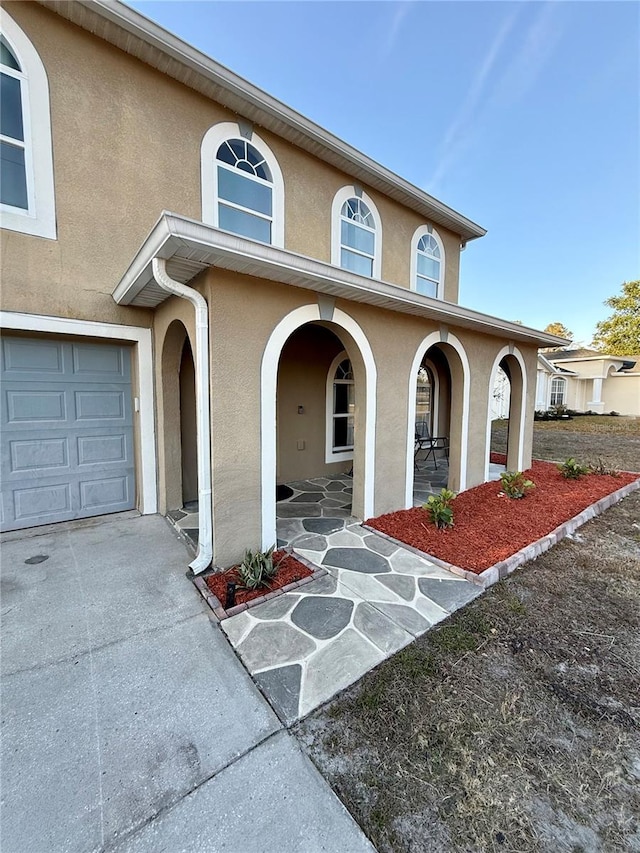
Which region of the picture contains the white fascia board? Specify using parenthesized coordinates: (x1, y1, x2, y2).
(45, 0, 485, 243)
(112, 213, 566, 348)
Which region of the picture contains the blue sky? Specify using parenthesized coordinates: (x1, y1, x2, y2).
(128, 0, 639, 344)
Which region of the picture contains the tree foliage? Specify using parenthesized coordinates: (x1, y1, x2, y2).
(592, 280, 640, 355)
(542, 322, 573, 351)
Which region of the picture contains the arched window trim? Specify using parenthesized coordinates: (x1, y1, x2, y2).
(410, 224, 445, 299)
(0, 12, 56, 239)
(201, 121, 284, 247)
(325, 349, 355, 463)
(331, 186, 382, 279)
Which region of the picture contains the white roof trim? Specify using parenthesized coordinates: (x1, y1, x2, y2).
(41, 0, 486, 243)
(113, 212, 566, 347)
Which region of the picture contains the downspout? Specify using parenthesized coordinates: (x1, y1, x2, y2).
(152, 258, 213, 574)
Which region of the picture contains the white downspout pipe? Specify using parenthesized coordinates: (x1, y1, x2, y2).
(152, 258, 213, 574)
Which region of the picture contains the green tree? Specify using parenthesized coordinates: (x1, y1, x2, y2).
(592, 280, 640, 355)
(544, 322, 573, 340)
(542, 322, 573, 351)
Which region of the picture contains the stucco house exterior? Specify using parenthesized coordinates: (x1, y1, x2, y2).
(536, 350, 640, 416)
(0, 0, 564, 570)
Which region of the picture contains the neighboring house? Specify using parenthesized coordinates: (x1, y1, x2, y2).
(490, 366, 511, 420)
(536, 349, 640, 416)
(0, 0, 563, 569)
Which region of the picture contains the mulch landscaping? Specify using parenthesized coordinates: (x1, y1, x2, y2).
(204, 550, 312, 606)
(367, 460, 638, 573)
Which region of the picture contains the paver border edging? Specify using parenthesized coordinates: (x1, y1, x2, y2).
(364, 476, 640, 590)
(191, 554, 327, 621)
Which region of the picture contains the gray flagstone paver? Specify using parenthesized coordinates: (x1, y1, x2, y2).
(220, 473, 485, 724)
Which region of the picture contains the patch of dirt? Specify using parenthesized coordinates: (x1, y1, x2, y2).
(492, 417, 640, 474)
(296, 492, 640, 853)
(204, 551, 312, 606)
(367, 460, 637, 572)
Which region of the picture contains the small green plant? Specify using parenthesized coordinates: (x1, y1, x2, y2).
(499, 471, 535, 499)
(423, 488, 456, 529)
(236, 545, 282, 590)
(558, 457, 589, 479)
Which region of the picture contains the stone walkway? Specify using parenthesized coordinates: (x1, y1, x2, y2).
(220, 473, 483, 724)
(172, 466, 505, 725)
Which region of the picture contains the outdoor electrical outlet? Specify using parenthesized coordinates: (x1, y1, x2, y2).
(297, 405, 304, 414)
(297, 440, 305, 450)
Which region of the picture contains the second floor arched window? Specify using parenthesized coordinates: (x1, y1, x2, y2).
(411, 225, 445, 298)
(201, 122, 285, 246)
(331, 186, 382, 279)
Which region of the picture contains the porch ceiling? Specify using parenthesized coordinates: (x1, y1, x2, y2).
(112, 212, 567, 348)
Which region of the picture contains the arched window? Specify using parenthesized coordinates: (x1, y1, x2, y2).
(0, 15, 56, 239)
(410, 225, 445, 298)
(201, 122, 284, 246)
(326, 352, 355, 461)
(216, 138, 273, 243)
(550, 377, 566, 407)
(331, 187, 382, 278)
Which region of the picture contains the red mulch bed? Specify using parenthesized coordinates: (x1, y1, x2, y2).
(490, 452, 506, 464)
(205, 551, 312, 606)
(367, 460, 638, 573)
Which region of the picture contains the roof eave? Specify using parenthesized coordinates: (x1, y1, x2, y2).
(113, 213, 564, 348)
(40, 0, 486, 243)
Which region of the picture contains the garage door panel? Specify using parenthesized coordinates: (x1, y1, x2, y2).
(72, 343, 129, 378)
(2, 338, 65, 375)
(14, 482, 72, 522)
(9, 437, 70, 473)
(5, 390, 67, 424)
(80, 475, 130, 510)
(74, 389, 127, 421)
(1, 338, 136, 531)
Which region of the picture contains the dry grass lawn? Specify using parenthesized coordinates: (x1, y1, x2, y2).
(295, 420, 640, 853)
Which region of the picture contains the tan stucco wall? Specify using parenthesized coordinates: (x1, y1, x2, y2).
(2, 2, 465, 328)
(603, 376, 640, 416)
(276, 325, 351, 483)
(191, 266, 539, 565)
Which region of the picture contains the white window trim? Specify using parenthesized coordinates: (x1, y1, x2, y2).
(331, 186, 382, 279)
(550, 376, 566, 407)
(416, 359, 439, 436)
(410, 225, 445, 299)
(0, 11, 56, 240)
(0, 311, 157, 514)
(325, 350, 354, 463)
(201, 121, 285, 247)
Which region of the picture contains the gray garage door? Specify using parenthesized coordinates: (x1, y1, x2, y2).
(1, 336, 135, 532)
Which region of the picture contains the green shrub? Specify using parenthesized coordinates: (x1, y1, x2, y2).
(499, 471, 535, 499)
(423, 488, 456, 529)
(236, 545, 282, 590)
(557, 457, 589, 479)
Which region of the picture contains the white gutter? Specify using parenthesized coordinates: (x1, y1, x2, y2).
(152, 258, 213, 574)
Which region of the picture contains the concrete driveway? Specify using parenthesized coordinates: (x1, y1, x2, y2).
(1, 513, 375, 853)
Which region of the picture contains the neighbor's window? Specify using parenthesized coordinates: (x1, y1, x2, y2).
(550, 377, 566, 407)
(412, 226, 444, 298)
(332, 358, 355, 452)
(0, 15, 56, 239)
(216, 138, 273, 243)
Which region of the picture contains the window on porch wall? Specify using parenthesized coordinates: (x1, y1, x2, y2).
(415, 365, 433, 434)
(332, 358, 354, 451)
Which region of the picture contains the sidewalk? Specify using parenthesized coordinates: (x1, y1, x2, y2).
(0, 514, 374, 853)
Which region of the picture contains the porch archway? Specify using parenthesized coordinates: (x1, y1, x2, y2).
(485, 345, 527, 479)
(261, 304, 377, 550)
(405, 331, 470, 506)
